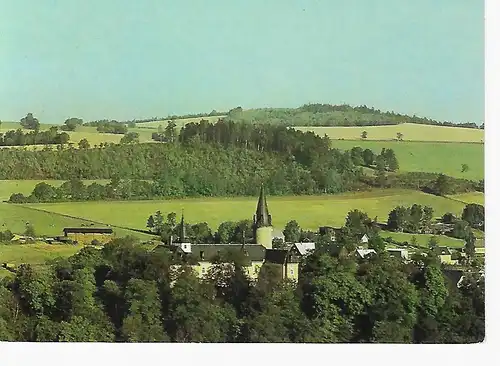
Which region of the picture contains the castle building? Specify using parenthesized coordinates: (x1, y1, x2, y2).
(166, 185, 313, 281)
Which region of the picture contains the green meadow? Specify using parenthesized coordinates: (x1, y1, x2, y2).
(449, 192, 485, 205)
(24, 189, 466, 232)
(0, 243, 84, 267)
(0, 203, 152, 239)
(296, 123, 484, 143)
(327, 140, 484, 180)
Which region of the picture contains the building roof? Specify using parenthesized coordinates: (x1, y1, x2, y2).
(63, 227, 113, 234)
(188, 244, 266, 263)
(254, 184, 272, 228)
(264, 249, 288, 264)
(355, 248, 376, 259)
(435, 246, 452, 256)
(293, 242, 316, 256)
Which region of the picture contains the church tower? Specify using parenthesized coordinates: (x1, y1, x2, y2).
(253, 184, 273, 249)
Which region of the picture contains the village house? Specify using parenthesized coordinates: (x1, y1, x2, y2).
(387, 248, 410, 261)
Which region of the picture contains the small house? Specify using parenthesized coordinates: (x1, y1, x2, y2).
(387, 248, 410, 261)
(435, 247, 456, 265)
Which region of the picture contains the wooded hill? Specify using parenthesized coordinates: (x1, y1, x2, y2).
(223, 104, 481, 128)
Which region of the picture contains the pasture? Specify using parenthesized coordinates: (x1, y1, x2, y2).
(0, 203, 152, 239)
(328, 140, 484, 180)
(24, 189, 467, 232)
(295, 123, 484, 143)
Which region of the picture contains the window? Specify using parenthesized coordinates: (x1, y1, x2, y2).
(200, 251, 205, 260)
(290, 269, 294, 275)
(202, 267, 206, 274)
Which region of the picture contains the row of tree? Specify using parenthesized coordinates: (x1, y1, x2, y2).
(0, 128, 70, 146)
(83, 120, 128, 134)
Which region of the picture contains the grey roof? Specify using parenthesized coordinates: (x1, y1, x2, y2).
(63, 227, 113, 234)
(293, 242, 316, 255)
(264, 249, 288, 265)
(254, 185, 272, 228)
(188, 244, 266, 263)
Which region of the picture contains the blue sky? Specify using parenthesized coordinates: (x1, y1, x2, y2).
(0, 0, 484, 123)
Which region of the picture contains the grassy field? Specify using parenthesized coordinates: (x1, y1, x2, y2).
(24, 189, 466, 232)
(0, 203, 152, 239)
(0, 243, 83, 266)
(0, 180, 110, 201)
(327, 140, 484, 180)
(295, 123, 484, 143)
(449, 192, 485, 205)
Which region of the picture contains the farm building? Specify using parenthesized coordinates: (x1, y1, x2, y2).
(63, 227, 114, 244)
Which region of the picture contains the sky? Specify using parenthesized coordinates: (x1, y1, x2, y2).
(0, 0, 484, 123)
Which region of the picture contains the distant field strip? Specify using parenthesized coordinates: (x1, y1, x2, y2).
(327, 140, 484, 180)
(24, 189, 466, 231)
(136, 115, 226, 129)
(295, 123, 484, 143)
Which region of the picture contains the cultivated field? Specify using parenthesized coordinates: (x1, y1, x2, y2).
(24, 189, 467, 232)
(295, 123, 484, 143)
(0, 203, 152, 239)
(328, 140, 484, 180)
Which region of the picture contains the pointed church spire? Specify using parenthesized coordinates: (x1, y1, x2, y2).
(180, 209, 186, 242)
(254, 184, 272, 228)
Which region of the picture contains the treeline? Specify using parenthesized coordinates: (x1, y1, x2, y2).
(363, 172, 482, 194)
(84, 120, 128, 134)
(225, 104, 480, 128)
(86, 110, 227, 126)
(0, 128, 70, 146)
(0, 233, 484, 343)
(0, 124, 375, 196)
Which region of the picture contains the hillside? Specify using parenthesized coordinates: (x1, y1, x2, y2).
(224, 104, 481, 128)
(295, 123, 484, 143)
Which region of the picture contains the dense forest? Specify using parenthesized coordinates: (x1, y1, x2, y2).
(3, 120, 481, 201)
(0, 233, 484, 343)
(224, 104, 480, 128)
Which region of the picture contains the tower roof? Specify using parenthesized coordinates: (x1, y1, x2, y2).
(180, 210, 186, 242)
(254, 184, 272, 227)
